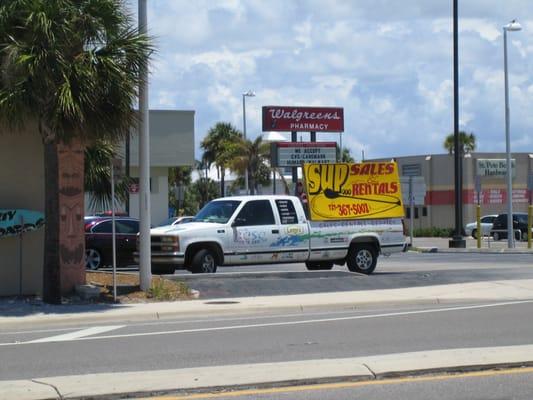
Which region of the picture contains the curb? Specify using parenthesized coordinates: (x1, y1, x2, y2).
(415, 247, 533, 254)
(2, 345, 533, 399)
(2, 279, 533, 327)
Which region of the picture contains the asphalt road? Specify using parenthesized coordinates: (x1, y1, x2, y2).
(1, 300, 533, 381)
(154, 369, 533, 400)
(165, 252, 533, 299)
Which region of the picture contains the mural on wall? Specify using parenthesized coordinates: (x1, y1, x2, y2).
(0, 209, 44, 238)
(57, 141, 85, 291)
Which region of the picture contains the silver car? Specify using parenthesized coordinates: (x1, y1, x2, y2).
(464, 215, 498, 239)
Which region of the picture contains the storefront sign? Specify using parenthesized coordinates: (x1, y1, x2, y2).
(0, 209, 45, 238)
(477, 159, 516, 178)
(271, 142, 337, 167)
(262, 106, 344, 132)
(303, 162, 405, 220)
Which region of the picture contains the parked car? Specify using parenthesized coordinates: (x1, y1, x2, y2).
(84, 216, 139, 269)
(156, 216, 195, 227)
(490, 213, 531, 241)
(464, 214, 498, 239)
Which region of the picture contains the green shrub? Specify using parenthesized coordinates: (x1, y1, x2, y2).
(412, 227, 454, 238)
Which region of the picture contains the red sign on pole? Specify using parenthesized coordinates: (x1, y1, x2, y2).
(262, 106, 344, 132)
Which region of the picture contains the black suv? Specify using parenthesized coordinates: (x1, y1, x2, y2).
(490, 213, 531, 241)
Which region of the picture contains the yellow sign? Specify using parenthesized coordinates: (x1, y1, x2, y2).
(303, 162, 405, 220)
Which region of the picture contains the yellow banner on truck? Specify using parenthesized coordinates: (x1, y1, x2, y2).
(303, 162, 405, 220)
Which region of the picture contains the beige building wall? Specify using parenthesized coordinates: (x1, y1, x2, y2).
(0, 132, 45, 296)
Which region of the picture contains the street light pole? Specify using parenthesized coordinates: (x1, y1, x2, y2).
(503, 20, 521, 249)
(138, 0, 152, 290)
(242, 90, 255, 195)
(449, 0, 465, 248)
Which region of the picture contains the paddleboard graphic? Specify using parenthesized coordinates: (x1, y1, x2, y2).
(0, 209, 45, 238)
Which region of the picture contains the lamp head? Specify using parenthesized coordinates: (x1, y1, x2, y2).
(243, 90, 256, 97)
(504, 20, 522, 32)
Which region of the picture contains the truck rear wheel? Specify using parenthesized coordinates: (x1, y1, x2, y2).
(305, 261, 334, 271)
(191, 248, 218, 274)
(347, 244, 378, 274)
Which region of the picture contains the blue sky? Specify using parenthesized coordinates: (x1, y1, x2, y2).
(125, 1, 533, 161)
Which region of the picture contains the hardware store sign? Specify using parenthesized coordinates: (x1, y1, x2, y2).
(477, 159, 516, 178)
(303, 162, 405, 220)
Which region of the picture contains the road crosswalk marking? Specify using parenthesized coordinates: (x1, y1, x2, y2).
(26, 325, 125, 344)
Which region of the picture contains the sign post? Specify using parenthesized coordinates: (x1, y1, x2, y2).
(475, 175, 482, 248)
(527, 173, 533, 249)
(111, 158, 124, 302)
(409, 177, 414, 246)
(399, 176, 426, 246)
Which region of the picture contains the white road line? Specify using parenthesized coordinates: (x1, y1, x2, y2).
(25, 325, 125, 344)
(2, 300, 532, 347)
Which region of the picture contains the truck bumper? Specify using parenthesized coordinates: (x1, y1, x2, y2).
(133, 252, 186, 268)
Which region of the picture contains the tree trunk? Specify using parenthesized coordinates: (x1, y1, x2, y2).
(42, 140, 86, 303)
(220, 168, 225, 197)
(249, 169, 255, 195)
(43, 142, 61, 304)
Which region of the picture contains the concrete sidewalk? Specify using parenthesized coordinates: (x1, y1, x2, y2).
(2, 279, 533, 327)
(3, 345, 533, 399)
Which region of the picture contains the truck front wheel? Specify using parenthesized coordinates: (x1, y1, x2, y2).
(191, 249, 218, 274)
(347, 244, 378, 274)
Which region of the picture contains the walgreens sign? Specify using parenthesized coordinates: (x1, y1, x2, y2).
(262, 106, 344, 132)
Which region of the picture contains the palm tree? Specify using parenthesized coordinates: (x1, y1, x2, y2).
(201, 122, 242, 197)
(0, 0, 152, 303)
(169, 165, 193, 214)
(85, 140, 132, 212)
(443, 131, 476, 155)
(230, 136, 271, 195)
(339, 147, 355, 162)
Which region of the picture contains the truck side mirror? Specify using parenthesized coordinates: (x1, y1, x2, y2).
(232, 217, 246, 227)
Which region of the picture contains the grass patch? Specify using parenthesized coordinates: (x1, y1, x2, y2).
(86, 271, 192, 303)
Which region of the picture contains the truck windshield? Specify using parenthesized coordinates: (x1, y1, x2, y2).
(194, 200, 241, 223)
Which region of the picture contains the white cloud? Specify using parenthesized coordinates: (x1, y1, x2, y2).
(132, 0, 533, 160)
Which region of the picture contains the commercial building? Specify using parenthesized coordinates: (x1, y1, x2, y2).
(0, 110, 194, 296)
(381, 152, 533, 231)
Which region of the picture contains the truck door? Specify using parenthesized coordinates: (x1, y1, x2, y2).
(271, 198, 310, 262)
(228, 199, 279, 264)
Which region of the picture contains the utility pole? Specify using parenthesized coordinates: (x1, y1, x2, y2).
(449, 0, 466, 248)
(138, 0, 152, 290)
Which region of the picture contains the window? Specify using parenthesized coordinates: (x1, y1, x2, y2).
(92, 221, 112, 233)
(422, 207, 428, 217)
(116, 220, 139, 234)
(481, 216, 495, 224)
(275, 199, 298, 224)
(235, 200, 275, 226)
(195, 200, 241, 223)
(414, 207, 419, 219)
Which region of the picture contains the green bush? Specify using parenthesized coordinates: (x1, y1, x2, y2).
(412, 227, 454, 238)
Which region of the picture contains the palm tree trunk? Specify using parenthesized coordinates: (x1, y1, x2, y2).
(43, 142, 61, 304)
(220, 168, 225, 197)
(43, 140, 86, 303)
(249, 169, 255, 195)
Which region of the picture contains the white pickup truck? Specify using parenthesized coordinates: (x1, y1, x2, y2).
(144, 195, 406, 274)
